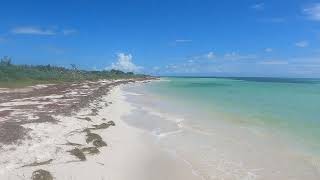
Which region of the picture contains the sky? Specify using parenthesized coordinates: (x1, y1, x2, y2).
(0, 0, 320, 77)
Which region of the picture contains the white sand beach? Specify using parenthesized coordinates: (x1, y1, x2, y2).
(0, 81, 201, 180)
(2, 79, 319, 180)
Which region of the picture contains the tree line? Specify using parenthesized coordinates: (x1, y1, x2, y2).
(0, 56, 146, 85)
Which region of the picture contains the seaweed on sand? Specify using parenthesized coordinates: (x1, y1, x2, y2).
(76, 117, 92, 121)
(65, 141, 83, 146)
(0, 121, 30, 145)
(86, 132, 102, 143)
(90, 108, 99, 116)
(90, 121, 116, 130)
(107, 120, 115, 126)
(85, 132, 107, 147)
(31, 169, 53, 180)
(22, 159, 53, 167)
(82, 128, 91, 134)
(81, 147, 100, 154)
(92, 139, 107, 147)
(68, 148, 86, 161)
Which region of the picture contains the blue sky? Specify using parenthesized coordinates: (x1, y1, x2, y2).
(0, 0, 320, 77)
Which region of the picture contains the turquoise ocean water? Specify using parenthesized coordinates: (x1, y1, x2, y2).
(145, 77, 320, 150)
(124, 77, 320, 179)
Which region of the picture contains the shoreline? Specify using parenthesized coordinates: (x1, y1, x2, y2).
(3, 77, 318, 179)
(121, 80, 320, 180)
(0, 78, 201, 180)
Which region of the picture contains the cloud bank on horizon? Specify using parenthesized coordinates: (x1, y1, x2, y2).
(106, 53, 142, 73)
(0, 0, 320, 77)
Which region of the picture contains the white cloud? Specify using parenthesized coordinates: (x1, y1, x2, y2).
(251, 3, 264, 10)
(265, 48, 273, 52)
(295, 41, 309, 48)
(206, 51, 216, 59)
(164, 63, 200, 74)
(224, 52, 257, 60)
(152, 52, 320, 76)
(11, 26, 56, 35)
(175, 39, 192, 43)
(303, 3, 320, 21)
(107, 53, 143, 72)
(170, 39, 193, 46)
(189, 51, 216, 61)
(62, 29, 77, 35)
(258, 60, 288, 65)
(259, 17, 286, 23)
(188, 51, 256, 62)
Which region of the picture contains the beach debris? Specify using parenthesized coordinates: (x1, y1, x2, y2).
(22, 159, 53, 167)
(91, 121, 115, 130)
(107, 120, 115, 126)
(92, 123, 109, 129)
(26, 114, 58, 124)
(0, 122, 30, 145)
(97, 162, 105, 166)
(68, 148, 86, 161)
(76, 117, 92, 121)
(90, 108, 99, 116)
(101, 118, 107, 121)
(31, 169, 53, 180)
(86, 132, 102, 143)
(81, 147, 100, 154)
(85, 132, 107, 147)
(83, 128, 91, 134)
(0, 79, 150, 172)
(65, 141, 83, 146)
(93, 139, 107, 147)
(0, 110, 13, 117)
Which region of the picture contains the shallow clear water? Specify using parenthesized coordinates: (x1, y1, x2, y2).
(123, 77, 320, 179)
(145, 77, 320, 150)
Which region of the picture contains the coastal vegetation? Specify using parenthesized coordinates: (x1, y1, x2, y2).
(0, 56, 148, 87)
